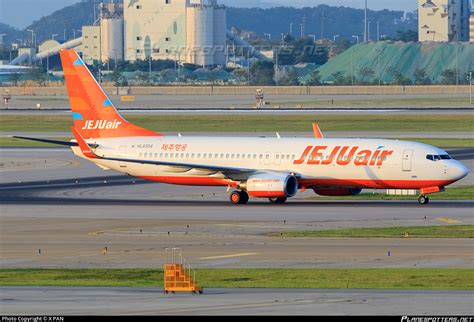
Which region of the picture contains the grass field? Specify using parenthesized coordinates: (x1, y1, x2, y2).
(306, 186, 474, 201)
(279, 97, 472, 107)
(0, 268, 472, 290)
(1, 136, 473, 148)
(1, 114, 473, 132)
(269, 225, 474, 239)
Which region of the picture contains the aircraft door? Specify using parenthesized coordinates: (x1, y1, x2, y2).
(402, 149, 413, 172)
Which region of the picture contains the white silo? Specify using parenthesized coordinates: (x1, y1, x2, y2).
(100, 3, 124, 62)
(186, 4, 214, 66)
(213, 5, 227, 66)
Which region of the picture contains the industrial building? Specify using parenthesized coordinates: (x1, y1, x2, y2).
(80, 0, 227, 66)
(418, 0, 471, 42)
(7, 0, 269, 67)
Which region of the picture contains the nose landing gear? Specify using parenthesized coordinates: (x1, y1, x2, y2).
(230, 190, 249, 205)
(418, 195, 430, 205)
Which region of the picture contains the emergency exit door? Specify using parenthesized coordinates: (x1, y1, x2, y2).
(402, 149, 413, 171)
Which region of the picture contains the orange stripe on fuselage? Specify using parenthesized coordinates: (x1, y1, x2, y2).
(138, 175, 454, 190)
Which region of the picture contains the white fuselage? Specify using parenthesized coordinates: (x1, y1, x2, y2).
(71, 136, 468, 190)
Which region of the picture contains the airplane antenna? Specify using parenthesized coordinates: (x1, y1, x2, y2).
(276, 132, 281, 139)
(178, 133, 182, 137)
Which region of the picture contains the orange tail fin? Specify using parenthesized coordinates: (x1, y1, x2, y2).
(60, 50, 161, 139)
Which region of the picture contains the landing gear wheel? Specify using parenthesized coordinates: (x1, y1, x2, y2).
(230, 191, 249, 205)
(269, 197, 288, 204)
(418, 195, 430, 205)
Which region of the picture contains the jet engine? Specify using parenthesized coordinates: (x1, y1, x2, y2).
(242, 173, 298, 198)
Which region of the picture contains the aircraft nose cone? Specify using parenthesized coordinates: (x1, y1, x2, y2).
(451, 162, 469, 181)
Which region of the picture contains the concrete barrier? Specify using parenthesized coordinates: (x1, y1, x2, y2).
(3, 85, 471, 96)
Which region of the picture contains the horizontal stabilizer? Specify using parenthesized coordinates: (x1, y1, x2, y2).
(13, 136, 78, 147)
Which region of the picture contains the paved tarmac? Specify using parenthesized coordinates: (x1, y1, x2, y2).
(3, 93, 473, 110)
(1, 287, 473, 315)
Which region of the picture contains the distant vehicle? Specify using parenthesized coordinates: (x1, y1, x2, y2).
(16, 50, 468, 205)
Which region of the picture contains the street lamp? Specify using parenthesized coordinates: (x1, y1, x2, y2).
(27, 29, 34, 47)
(351, 48, 357, 86)
(333, 35, 340, 43)
(281, 33, 285, 45)
(469, 72, 472, 104)
(352, 35, 359, 44)
(368, 21, 371, 42)
(375, 48, 382, 86)
(289, 23, 293, 37)
(300, 24, 304, 38)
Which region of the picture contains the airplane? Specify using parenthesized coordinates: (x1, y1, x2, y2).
(15, 50, 469, 205)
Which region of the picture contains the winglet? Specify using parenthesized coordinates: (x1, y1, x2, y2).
(312, 123, 324, 138)
(71, 126, 98, 159)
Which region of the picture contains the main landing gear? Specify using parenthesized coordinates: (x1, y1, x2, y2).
(418, 195, 430, 205)
(269, 197, 288, 204)
(230, 190, 249, 205)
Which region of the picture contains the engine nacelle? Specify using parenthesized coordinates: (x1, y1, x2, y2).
(314, 188, 362, 196)
(243, 173, 298, 198)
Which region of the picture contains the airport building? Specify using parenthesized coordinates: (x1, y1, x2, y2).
(418, 0, 471, 42)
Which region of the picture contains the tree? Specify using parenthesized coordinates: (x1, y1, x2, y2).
(331, 71, 347, 85)
(250, 61, 275, 85)
(394, 30, 418, 42)
(392, 71, 412, 85)
(440, 69, 457, 85)
(233, 68, 248, 84)
(358, 67, 375, 84)
(307, 70, 321, 85)
(280, 69, 300, 85)
(414, 68, 431, 85)
(27, 67, 47, 86)
(9, 72, 20, 86)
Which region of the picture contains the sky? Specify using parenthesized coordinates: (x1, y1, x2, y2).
(1, 0, 419, 29)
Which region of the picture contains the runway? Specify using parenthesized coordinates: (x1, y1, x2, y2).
(1, 287, 472, 315)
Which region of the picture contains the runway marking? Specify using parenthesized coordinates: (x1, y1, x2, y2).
(436, 217, 461, 225)
(198, 253, 259, 260)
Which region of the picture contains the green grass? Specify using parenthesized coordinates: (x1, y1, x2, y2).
(0, 268, 472, 290)
(270, 225, 474, 239)
(1, 136, 472, 148)
(1, 114, 473, 132)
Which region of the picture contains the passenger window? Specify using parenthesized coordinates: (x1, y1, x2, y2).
(197, 154, 201, 158)
(231, 154, 235, 159)
(186, 153, 189, 158)
(139, 153, 143, 158)
(253, 154, 257, 159)
(159, 153, 163, 158)
(191, 153, 195, 158)
(203, 154, 207, 159)
(237, 154, 240, 159)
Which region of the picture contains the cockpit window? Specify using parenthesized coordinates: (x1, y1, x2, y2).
(426, 154, 451, 161)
